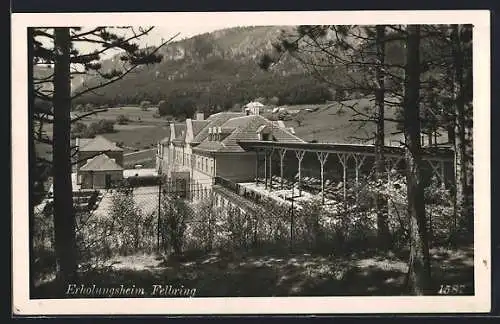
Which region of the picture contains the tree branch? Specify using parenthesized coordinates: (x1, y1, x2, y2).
(70, 108, 108, 123)
(70, 32, 179, 100)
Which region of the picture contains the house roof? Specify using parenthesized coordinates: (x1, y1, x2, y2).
(172, 123, 187, 144)
(192, 112, 245, 144)
(78, 135, 123, 152)
(79, 153, 124, 172)
(192, 120, 209, 136)
(194, 114, 305, 153)
(244, 101, 264, 108)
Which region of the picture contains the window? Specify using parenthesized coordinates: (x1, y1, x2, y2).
(176, 178, 187, 198)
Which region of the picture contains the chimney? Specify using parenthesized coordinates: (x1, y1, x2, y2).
(170, 122, 176, 141)
(196, 112, 205, 121)
(186, 118, 193, 142)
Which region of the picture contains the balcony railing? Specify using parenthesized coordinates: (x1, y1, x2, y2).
(214, 176, 266, 205)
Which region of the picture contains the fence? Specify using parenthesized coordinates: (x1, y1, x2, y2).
(32, 170, 461, 273)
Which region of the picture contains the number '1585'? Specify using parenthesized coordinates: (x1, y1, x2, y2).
(438, 284, 466, 295)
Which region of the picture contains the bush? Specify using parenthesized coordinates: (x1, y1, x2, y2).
(84, 103, 95, 112)
(188, 197, 218, 251)
(157, 100, 169, 116)
(116, 114, 129, 125)
(77, 190, 158, 261)
(140, 100, 151, 111)
(83, 119, 115, 137)
(71, 122, 88, 138)
(161, 196, 191, 255)
(124, 175, 161, 187)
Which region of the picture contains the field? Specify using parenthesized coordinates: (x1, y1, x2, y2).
(269, 98, 448, 146)
(266, 98, 404, 145)
(77, 106, 167, 126)
(34, 106, 169, 163)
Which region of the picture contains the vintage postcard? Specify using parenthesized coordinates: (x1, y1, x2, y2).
(11, 10, 490, 315)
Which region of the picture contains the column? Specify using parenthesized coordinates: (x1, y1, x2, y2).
(337, 153, 348, 204)
(279, 149, 287, 189)
(295, 150, 305, 197)
(316, 152, 329, 205)
(354, 154, 366, 201)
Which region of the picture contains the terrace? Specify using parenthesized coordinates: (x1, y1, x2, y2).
(213, 141, 454, 213)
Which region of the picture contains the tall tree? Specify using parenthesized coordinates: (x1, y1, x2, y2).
(374, 25, 390, 248)
(450, 24, 473, 235)
(51, 27, 77, 284)
(259, 25, 399, 247)
(30, 26, 178, 287)
(403, 25, 433, 295)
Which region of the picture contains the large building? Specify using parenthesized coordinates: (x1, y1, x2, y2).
(157, 107, 454, 215)
(156, 109, 304, 202)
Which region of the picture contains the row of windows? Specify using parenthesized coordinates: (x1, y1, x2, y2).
(163, 146, 215, 175)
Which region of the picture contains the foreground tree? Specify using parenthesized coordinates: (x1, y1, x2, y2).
(259, 25, 395, 248)
(450, 25, 473, 235)
(30, 26, 178, 286)
(403, 25, 433, 295)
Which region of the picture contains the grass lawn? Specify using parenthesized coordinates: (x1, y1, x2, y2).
(101, 125, 169, 151)
(273, 98, 404, 144)
(33, 244, 473, 298)
(123, 149, 157, 168)
(77, 106, 168, 125)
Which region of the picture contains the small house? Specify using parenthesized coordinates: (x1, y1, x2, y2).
(78, 153, 124, 189)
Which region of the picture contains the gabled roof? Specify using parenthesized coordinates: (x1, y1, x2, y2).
(244, 101, 264, 108)
(194, 114, 305, 153)
(77, 138, 93, 147)
(79, 153, 123, 172)
(192, 112, 245, 144)
(172, 123, 187, 144)
(78, 135, 123, 152)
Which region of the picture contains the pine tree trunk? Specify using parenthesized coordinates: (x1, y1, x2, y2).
(463, 27, 474, 236)
(403, 25, 433, 295)
(451, 25, 469, 236)
(464, 101, 474, 235)
(52, 27, 78, 286)
(374, 25, 390, 248)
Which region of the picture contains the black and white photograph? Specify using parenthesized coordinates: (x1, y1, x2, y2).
(12, 11, 490, 315)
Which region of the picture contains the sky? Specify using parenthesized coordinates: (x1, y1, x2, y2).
(35, 25, 238, 63)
